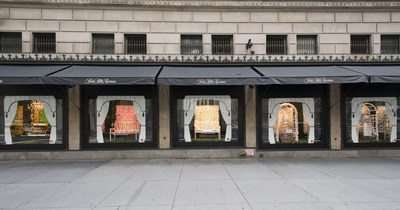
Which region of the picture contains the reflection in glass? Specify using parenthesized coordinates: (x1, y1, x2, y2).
(1, 96, 61, 145)
(88, 96, 152, 144)
(346, 97, 398, 143)
(177, 95, 238, 143)
(262, 98, 322, 144)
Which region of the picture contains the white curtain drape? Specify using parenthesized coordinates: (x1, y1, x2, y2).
(302, 99, 315, 144)
(4, 96, 57, 145)
(96, 97, 109, 143)
(268, 98, 315, 144)
(385, 102, 398, 143)
(351, 98, 363, 143)
(219, 96, 232, 142)
(132, 96, 146, 143)
(97, 96, 147, 143)
(42, 97, 57, 144)
(268, 99, 280, 144)
(4, 96, 18, 145)
(183, 97, 196, 142)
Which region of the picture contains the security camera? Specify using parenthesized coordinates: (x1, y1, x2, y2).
(246, 39, 253, 49)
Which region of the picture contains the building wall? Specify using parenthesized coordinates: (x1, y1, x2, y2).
(0, 5, 399, 56)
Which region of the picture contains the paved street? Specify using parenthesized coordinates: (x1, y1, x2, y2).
(0, 158, 399, 210)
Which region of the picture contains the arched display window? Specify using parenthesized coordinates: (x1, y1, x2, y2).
(346, 97, 398, 144)
(82, 85, 156, 149)
(343, 83, 400, 148)
(267, 98, 317, 144)
(172, 86, 244, 147)
(0, 85, 66, 150)
(258, 85, 328, 149)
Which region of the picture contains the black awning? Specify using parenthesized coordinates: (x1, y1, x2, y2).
(157, 66, 262, 85)
(341, 66, 400, 83)
(254, 66, 368, 85)
(0, 65, 68, 85)
(46, 66, 161, 85)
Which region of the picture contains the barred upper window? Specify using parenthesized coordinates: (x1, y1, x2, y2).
(33, 33, 55, 54)
(181, 35, 202, 55)
(0, 32, 22, 53)
(93, 34, 114, 54)
(266, 35, 287, 55)
(381, 35, 399, 54)
(125, 34, 146, 54)
(297, 35, 317, 55)
(212, 35, 233, 55)
(351, 35, 370, 54)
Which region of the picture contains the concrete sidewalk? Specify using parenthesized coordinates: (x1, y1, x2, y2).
(0, 158, 399, 210)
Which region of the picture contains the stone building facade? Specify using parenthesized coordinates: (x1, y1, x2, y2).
(0, 0, 399, 159)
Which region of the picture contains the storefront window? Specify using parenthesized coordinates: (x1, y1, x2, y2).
(261, 98, 323, 145)
(0, 96, 63, 145)
(345, 97, 399, 144)
(177, 95, 239, 143)
(88, 96, 152, 144)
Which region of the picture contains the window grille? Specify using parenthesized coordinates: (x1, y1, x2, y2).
(381, 35, 399, 54)
(93, 34, 114, 54)
(212, 35, 233, 55)
(0, 32, 22, 53)
(297, 35, 317, 55)
(33, 33, 55, 54)
(351, 35, 370, 54)
(181, 35, 202, 55)
(266, 35, 287, 55)
(125, 34, 146, 54)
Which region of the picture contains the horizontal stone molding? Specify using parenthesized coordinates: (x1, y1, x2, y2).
(0, 0, 399, 10)
(0, 53, 399, 65)
(1, 149, 400, 160)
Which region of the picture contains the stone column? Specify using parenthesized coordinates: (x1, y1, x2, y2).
(330, 84, 341, 150)
(159, 86, 171, 149)
(245, 85, 257, 148)
(68, 85, 81, 150)
(22, 32, 31, 54)
(288, 34, 297, 55)
(372, 34, 380, 55)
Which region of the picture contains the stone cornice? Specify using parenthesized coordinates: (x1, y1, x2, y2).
(1, 54, 399, 65)
(0, 0, 399, 10)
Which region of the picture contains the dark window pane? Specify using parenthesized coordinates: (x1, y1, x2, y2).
(125, 34, 146, 54)
(351, 35, 370, 54)
(267, 35, 287, 55)
(381, 35, 399, 54)
(93, 34, 114, 54)
(212, 35, 233, 55)
(33, 33, 56, 54)
(181, 35, 202, 55)
(0, 32, 22, 53)
(297, 35, 317, 55)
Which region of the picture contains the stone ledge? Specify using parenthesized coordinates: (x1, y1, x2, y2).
(0, 0, 399, 10)
(1, 149, 399, 160)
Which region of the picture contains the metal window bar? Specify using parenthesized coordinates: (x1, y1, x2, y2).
(212, 35, 233, 55)
(93, 34, 114, 54)
(351, 35, 370, 54)
(125, 34, 146, 54)
(266, 35, 287, 55)
(381, 35, 399, 54)
(0, 32, 22, 53)
(33, 33, 55, 53)
(181, 35, 202, 55)
(297, 36, 317, 55)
